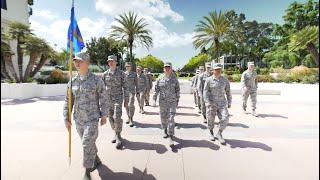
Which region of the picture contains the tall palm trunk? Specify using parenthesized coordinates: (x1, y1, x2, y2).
(306, 42, 319, 67)
(3, 52, 19, 81)
(215, 38, 220, 58)
(17, 38, 24, 82)
(1, 55, 11, 80)
(23, 52, 38, 81)
(30, 54, 47, 77)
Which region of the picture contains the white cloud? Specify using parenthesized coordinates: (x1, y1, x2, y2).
(95, 0, 184, 22)
(30, 17, 109, 51)
(33, 9, 58, 20)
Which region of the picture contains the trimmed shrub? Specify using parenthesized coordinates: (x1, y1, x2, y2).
(257, 75, 274, 82)
(231, 74, 241, 82)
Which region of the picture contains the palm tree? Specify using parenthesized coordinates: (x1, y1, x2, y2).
(8, 22, 32, 82)
(289, 26, 319, 66)
(193, 10, 231, 59)
(23, 35, 51, 81)
(110, 11, 153, 63)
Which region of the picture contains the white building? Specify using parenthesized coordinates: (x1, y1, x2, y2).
(1, 0, 33, 80)
(1, 0, 32, 28)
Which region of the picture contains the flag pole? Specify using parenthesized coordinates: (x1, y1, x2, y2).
(68, 39, 73, 166)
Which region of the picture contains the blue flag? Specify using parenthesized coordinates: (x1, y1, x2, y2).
(67, 1, 84, 54)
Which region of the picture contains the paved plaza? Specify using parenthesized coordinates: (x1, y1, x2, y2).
(1, 84, 319, 180)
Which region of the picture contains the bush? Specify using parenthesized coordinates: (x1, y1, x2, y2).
(231, 74, 241, 82)
(301, 74, 319, 84)
(40, 70, 52, 75)
(259, 68, 270, 75)
(257, 75, 274, 82)
(36, 69, 68, 84)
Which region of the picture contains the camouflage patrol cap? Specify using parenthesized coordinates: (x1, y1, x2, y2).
(107, 55, 117, 61)
(164, 62, 172, 67)
(144, 67, 148, 71)
(248, 61, 254, 65)
(125, 62, 132, 67)
(199, 66, 205, 70)
(212, 63, 222, 70)
(205, 62, 211, 68)
(73, 52, 90, 62)
(136, 66, 142, 70)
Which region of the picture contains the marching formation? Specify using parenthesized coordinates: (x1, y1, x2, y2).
(63, 52, 259, 180)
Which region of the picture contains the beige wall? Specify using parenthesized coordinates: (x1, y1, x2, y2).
(1, 0, 30, 28)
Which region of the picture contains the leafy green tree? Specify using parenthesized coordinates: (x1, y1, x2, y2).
(136, 55, 164, 73)
(289, 26, 319, 66)
(181, 53, 210, 72)
(85, 37, 125, 71)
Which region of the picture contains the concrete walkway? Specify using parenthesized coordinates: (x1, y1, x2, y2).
(1, 90, 319, 179)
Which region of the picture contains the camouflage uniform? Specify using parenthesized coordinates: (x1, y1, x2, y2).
(63, 71, 108, 169)
(124, 70, 137, 119)
(194, 69, 202, 113)
(102, 68, 129, 133)
(203, 75, 232, 131)
(197, 69, 212, 119)
(153, 72, 180, 136)
(241, 69, 258, 111)
(144, 69, 153, 105)
(136, 72, 147, 110)
(191, 74, 198, 107)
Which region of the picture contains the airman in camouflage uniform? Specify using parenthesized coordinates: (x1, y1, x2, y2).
(153, 62, 180, 147)
(136, 66, 147, 114)
(241, 61, 258, 117)
(102, 55, 129, 149)
(144, 68, 153, 106)
(124, 62, 137, 127)
(63, 52, 108, 180)
(197, 62, 212, 123)
(191, 69, 200, 107)
(195, 66, 205, 114)
(203, 63, 232, 145)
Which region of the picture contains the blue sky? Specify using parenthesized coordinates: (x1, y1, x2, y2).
(30, 0, 307, 69)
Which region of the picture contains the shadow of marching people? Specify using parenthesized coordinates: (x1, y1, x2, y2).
(97, 165, 157, 180)
(133, 121, 161, 129)
(258, 113, 288, 119)
(121, 139, 168, 154)
(170, 136, 220, 153)
(214, 122, 250, 128)
(225, 139, 272, 151)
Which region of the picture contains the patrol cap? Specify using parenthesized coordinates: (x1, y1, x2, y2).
(212, 63, 223, 70)
(73, 52, 90, 62)
(248, 61, 254, 65)
(144, 67, 148, 71)
(199, 66, 205, 70)
(107, 55, 117, 61)
(164, 62, 172, 67)
(205, 62, 211, 68)
(136, 66, 142, 70)
(125, 62, 132, 67)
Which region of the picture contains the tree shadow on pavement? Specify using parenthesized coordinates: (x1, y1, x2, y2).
(133, 122, 161, 129)
(122, 139, 168, 154)
(1, 95, 65, 105)
(258, 114, 288, 119)
(225, 139, 272, 151)
(170, 136, 220, 153)
(97, 165, 157, 180)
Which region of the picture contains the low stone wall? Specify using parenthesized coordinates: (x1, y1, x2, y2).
(1, 81, 282, 100)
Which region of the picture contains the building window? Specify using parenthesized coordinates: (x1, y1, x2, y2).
(1, 0, 7, 10)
